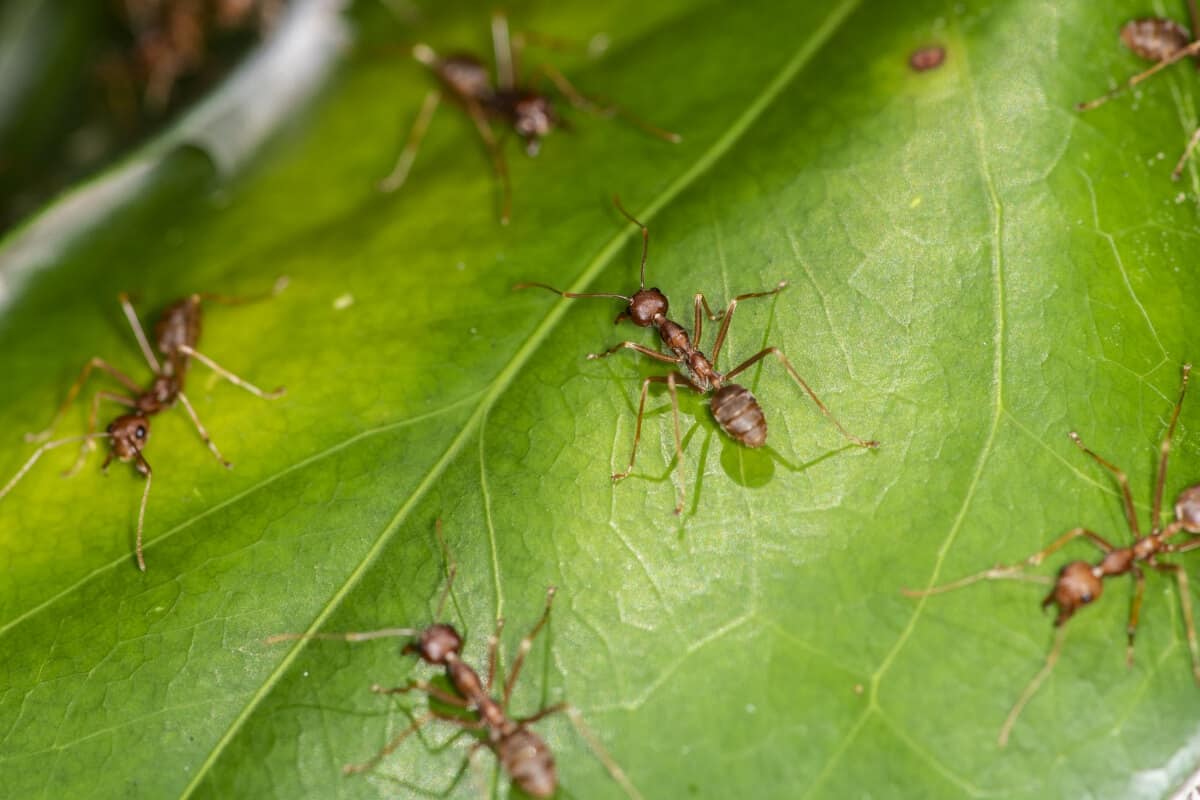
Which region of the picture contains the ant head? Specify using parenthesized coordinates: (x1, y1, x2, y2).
(1176, 485, 1200, 533)
(511, 92, 557, 154)
(1041, 560, 1103, 625)
(405, 623, 463, 665)
(106, 414, 150, 462)
(622, 288, 668, 327)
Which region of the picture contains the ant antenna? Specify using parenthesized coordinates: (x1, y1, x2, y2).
(612, 195, 649, 289)
(998, 626, 1068, 747)
(512, 282, 631, 302)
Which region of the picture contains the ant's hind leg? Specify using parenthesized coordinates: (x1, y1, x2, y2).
(531, 62, 681, 144)
(175, 345, 285, 399)
(1152, 560, 1200, 683)
(463, 99, 512, 225)
(514, 702, 645, 800)
(724, 347, 878, 448)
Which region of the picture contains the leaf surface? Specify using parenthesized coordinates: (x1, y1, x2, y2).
(2, 1, 1200, 798)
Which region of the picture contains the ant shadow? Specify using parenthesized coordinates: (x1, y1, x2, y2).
(610, 377, 855, 516)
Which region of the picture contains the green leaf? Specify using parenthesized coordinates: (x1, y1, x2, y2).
(2, 0, 1200, 798)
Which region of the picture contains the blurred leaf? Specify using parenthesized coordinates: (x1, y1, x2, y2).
(2, 0, 1200, 798)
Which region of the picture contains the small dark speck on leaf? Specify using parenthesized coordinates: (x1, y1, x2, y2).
(909, 45, 946, 72)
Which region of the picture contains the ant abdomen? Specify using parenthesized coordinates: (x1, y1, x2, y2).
(1177, 485, 1200, 532)
(1120, 17, 1191, 61)
(499, 727, 556, 799)
(711, 384, 767, 448)
(432, 53, 492, 99)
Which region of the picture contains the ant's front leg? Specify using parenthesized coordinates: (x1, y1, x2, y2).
(586, 341, 679, 364)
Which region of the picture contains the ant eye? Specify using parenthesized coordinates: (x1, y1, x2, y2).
(1081, 592, 1092, 603)
(136, 426, 146, 439)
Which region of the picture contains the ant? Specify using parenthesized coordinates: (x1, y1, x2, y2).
(905, 363, 1200, 747)
(2, 279, 286, 571)
(1078, 3, 1200, 180)
(378, 12, 680, 224)
(267, 522, 642, 800)
(516, 197, 878, 514)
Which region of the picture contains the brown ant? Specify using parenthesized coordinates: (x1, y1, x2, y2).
(1078, 4, 1200, 180)
(2, 279, 286, 570)
(905, 363, 1200, 747)
(267, 522, 642, 799)
(516, 198, 878, 514)
(379, 12, 680, 224)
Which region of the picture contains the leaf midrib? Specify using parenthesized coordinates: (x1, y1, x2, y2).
(175, 1, 862, 794)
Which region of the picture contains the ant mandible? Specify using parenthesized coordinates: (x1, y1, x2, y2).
(1078, 6, 1200, 180)
(516, 197, 878, 513)
(906, 363, 1200, 746)
(378, 12, 680, 224)
(268, 521, 643, 800)
(2, 280, 286, 570)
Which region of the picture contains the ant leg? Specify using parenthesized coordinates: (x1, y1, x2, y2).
(1154, 363, 1191, 527)
(379, 89, 441, 193)
(175, 345, 286, 399)
(502, 587, 557, 711)
(903, 527, 1114, 597)
(1171, 127, 1200, 181)
(1, 433, 112, 500)
(265, 627, 418, 645)
(175, 392, 232, 469)
(1069, 431, 1140, 539)
(513, 703, 645, 800)
(1078, 38, 1200, 111)
(117, 293, 163, 374)
(665, 373, 686, 515)
(724, 347, 879, 448)
(133, 456, 152, 572)
(998, 626, 1068, 747)
(706, 282, 789, 367)
(586, 341, 680, 365)
(371, 680, 469, 708)
(611, 374, 699, 488)
(343, 711, 435, 775)
(532, 62, 681, 143)
(64, 391, 137, 477)
(1126, 566, 1146, 667)
(462, 98, 512, 225)
(492, 11, 515, 90)
(26, 357, 143, 443)
(1152, 561, 1200, 683)
(486, 616, 506, 692)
